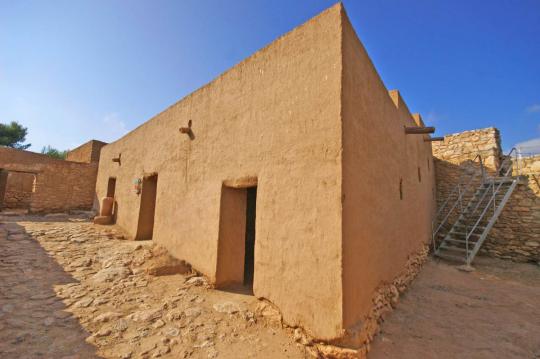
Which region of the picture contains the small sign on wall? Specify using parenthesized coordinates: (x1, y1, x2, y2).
(133, 178, 142, 195)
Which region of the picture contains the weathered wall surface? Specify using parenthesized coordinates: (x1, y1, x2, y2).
(3, 172, 35, 209)
(0, 147, 98, 212)
(66, 140, 107, 163)
(432, 128, 540, 263)
(486, 155, 540, 262)
(341, 9, 435, 345)
(96, 4, 344, 340)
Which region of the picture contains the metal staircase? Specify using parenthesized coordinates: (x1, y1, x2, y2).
(432, 148, 520, 266)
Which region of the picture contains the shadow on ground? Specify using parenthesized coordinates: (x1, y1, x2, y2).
(0, 221, 98, 358)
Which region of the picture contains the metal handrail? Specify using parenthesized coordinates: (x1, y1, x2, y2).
(497, 147, 518, 177)
(431, 154, 486, 250)
(463, 178, 507, 251)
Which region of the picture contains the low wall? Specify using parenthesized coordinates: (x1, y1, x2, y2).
(433, 128, 539, 263)
(0, 147, 98, 213)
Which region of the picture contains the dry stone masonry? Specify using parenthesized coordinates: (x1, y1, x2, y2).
(433, 127, 540, 263)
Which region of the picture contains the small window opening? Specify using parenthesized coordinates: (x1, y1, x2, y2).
(418, 167, 422, 182)
(399, 178, 403, 200)
(427, 158, 430, 171)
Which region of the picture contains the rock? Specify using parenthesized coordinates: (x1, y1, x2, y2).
(164, 327, 180, 337)
(114, 319, 129, 332)
(457, 265, 475, 273)
(73, 297, 94, 308)
(293, 328, 311, 345)
(185, 276, 207, 287)
(44, 317, 55, 326)
(207, 348, 219, 359)
(184, 307, 202, 318)
(255, 301, 282, 324)
(144, 246, 191, 276)
(194, 340, 214, 349)
(153, 319, 165, 328)
(152, 345, 171, 357)
(212, 301, 244, 314)
(93, 311, 123, 323)
(95, 327, 112, 337)
(92, 266, 131, 283)
(128, 309, 162, 322)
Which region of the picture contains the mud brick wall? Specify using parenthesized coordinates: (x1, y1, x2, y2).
(0, 147, 98, 213)
(66, 140, 107, 164)
(3, 172, 35, 209)
(433, 127, 540, 263)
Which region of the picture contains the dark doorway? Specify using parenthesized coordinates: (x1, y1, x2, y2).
(107, 177, 117, 222)
(107, 177, 116, 198)
(243, 187, 256, 287)
(135, 174, 158, 240)
(216, 185, 257, 292)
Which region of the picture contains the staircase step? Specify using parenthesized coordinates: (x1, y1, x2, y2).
(453, 225, 486, 231)
(443, 237, 477, 245)
(449, 231, 481, 238)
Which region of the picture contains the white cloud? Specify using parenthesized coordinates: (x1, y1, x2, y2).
(100, 112, 129, 142)
(526, 104, 540, 113)
(515, 137, 540, 156)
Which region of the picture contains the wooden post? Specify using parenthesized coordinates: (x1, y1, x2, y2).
(424, 137, 444, 142)
(404, 126, 435, 134)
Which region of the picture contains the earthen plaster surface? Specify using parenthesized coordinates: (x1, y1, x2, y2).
(95, 3, 435, 343)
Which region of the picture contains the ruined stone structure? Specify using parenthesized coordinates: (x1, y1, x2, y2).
(0, 140, 104, 212)
(94, 4, 435, 348)
(433, 128, 540, 263)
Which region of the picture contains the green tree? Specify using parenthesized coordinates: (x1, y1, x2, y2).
(0, 121, 31, 149)
(41, 145, 68, 160)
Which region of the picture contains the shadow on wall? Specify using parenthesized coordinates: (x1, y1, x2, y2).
(0, 222, 98, 357)
(434, 157, 540, 263)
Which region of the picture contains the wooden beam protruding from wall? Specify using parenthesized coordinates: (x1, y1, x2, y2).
(404, 126, 435, 134)
(424, 137, 444, 142)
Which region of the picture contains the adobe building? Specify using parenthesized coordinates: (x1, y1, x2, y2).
(0, 140, 105, 213)
(95, 4, 436, 349)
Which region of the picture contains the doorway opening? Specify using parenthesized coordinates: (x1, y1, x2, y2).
(216, 184, 257, 292)
(107, 177, 116, 197)
(135, 174, 158, 240)
(107, 177, 117, 222)
(244, 187, 256, 287)
(0, 171, 36, 211)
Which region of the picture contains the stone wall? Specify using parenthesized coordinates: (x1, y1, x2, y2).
(484, 155, 540, 262)
(433, 127, 539, 263)
(3, 172, 35, 209)
(0, 147, 98, 213)
(66, 140, 107, 164)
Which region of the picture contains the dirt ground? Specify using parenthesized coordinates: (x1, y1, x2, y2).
(370, 257, 540, 359)
(1, 213, 539, 359)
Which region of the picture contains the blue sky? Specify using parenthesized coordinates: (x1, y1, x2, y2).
(1, 0, 539, 153)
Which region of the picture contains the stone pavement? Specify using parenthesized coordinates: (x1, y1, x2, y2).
(0, 214, 307, 359)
